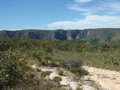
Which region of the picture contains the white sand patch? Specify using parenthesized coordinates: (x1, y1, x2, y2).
(82, 85, 97, 90)
(70, 82, 78, 90)
(83, 66, 120, 90)
(31, 65, 37, 69)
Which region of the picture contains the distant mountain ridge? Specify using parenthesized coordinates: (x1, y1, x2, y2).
(0, 28, 120, 43)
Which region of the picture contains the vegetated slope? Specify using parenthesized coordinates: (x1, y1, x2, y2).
(0, 28, 120, 43)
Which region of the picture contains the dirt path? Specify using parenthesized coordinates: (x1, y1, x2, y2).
(83, 66, 120, 90)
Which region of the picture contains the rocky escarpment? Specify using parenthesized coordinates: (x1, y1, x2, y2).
(0, 28, 120, 43)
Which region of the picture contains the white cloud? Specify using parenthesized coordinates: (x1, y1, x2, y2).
(47, 0, 120, 29)
(75, 0, 92, 3)
(104, 2, 120, 12)
(69, 0, 120, 15)
(47, 15, 120, 29)
(68, 5, 90, 11)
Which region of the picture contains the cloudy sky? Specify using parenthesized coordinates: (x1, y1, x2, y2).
(0, 0, 120, 30)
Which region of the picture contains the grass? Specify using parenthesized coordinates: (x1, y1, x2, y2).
(52, 50, 120, 71)
(80, 50, 120, 71)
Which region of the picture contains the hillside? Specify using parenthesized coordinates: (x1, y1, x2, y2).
(0, 28, 120, 44)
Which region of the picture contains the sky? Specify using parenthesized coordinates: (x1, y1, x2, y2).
(0, 0, 120, 30)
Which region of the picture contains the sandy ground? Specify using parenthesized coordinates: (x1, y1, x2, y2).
(83, 66, 120, 90)
(81, 85, 97, 90)
(40, 67, 79, 90)
(40, 67, 97, 90)
(31, 65, 106, 90)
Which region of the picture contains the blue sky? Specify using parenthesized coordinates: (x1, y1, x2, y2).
(0, 0, 120, 30)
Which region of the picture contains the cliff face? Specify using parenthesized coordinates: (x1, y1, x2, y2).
(0, 28, 120, 42)
(0, 29, 88, 40)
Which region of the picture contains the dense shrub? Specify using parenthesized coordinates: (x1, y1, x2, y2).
(0, 51, 25, 89)
(58, 70, 64, 76)
(53, 76, 62, 84)
(41, 71, 52, 77)
(49, 61, 59, 67)
(68, 68, 89, 77)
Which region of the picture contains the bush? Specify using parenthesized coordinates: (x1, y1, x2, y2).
(68, 68, 88, 77)
(113, 62, 119, 65)
(50, 61, 59, 67)
(41, 71, 52, 77)
(31, 51, 43, 60)
(53, 76, 62, 83)
(44, 56, 52, 60)
(0, 51, 25, 89)
(36, 68, 41, 72)
(64, 58, 83, 68)
(41, 60, 47, 66)
(76, 87, 82, 90)
(13, 76, 60, 90)
(58, 70, 64, 76)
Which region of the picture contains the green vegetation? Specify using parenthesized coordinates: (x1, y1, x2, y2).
(76, 87, 83, 90)
(68, 68, 89, 77)
(0, 51, 25, 89)
(58, 69, 64, 76)
(41, 71, 52, 77)
(0, 39, 120, 89)
(53, 76, 62, 84)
